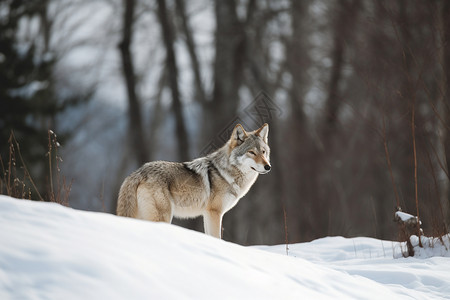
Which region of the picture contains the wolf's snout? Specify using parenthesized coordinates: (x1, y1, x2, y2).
(264, 165, 271, 171)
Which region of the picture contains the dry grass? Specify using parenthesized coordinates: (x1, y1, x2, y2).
(0, 130, 72, 205)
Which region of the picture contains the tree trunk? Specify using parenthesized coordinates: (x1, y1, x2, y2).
(156, 0, 199, 232)
(175, 0, 207, 105)
(118, 0, 148, 165)
(288, 0, 308, 125)
(322, 0, 359, 140)
(285, 0, 316, 241)
(396, 0, 417, 213)
(206, 0, 245, 139)
(318, 0, 359, 239)
(156, 0, 189, 162)
(440, 0, 450, 224)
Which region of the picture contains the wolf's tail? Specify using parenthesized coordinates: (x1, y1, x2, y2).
(116, 173, 140, 218)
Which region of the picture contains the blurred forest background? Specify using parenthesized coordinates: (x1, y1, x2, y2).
(1, 0, 450, 245)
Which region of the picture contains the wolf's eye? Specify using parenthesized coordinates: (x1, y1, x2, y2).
(248, 150, 256, 156)
(262, 150, 266, 154)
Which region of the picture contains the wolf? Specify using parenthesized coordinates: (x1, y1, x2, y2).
(116, 123, 271, 238)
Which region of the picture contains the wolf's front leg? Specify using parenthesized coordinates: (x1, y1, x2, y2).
(204, 210, 222, 238)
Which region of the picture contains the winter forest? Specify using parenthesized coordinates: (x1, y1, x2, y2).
(2, 0, 450, 246)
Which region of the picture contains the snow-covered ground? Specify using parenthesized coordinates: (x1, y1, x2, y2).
(1, 196, 449, 300)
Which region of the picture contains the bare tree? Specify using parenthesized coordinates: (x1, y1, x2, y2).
(206, 0, 245, 138)
(440, 0, 450, 223)
(118, 0, 148, 165)
(175, 0, 207, 105)
(288, 0, 308, 126)
(322, 0, 360, 140)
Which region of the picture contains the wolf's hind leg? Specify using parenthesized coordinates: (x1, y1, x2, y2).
(204, 210, 222, 238)
(136, 184, 173, 223)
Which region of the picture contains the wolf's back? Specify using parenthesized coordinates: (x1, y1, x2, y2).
(116, 172, 141, 217)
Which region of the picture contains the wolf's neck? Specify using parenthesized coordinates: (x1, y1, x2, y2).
(209, 146, 257, 186)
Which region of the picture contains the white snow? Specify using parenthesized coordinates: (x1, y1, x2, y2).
(1, 195, 449, 300)
(395, 211, 419, 223)
(407, 235, 450, 259)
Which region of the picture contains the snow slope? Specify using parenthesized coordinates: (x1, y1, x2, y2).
(0, 196, 449, 300)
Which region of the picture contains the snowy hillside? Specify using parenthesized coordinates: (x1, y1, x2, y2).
(1, 196, 449, 299)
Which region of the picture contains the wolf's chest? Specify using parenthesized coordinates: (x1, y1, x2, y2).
(221, 172, 258, 212)
(217, 193, 235, 212)
(235, 172, 259, 197)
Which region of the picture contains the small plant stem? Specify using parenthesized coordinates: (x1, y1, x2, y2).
(11, 132, 44, 201)
(411, 103, 422, 247)
(283, 204, 289, 256)
(48, 130, 54, 202)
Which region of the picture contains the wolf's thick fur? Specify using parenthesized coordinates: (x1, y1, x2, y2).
(117, 123, 271, 238)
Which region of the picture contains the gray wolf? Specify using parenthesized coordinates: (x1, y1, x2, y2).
(116, 123, 271, 238)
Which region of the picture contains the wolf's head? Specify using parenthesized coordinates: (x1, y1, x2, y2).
(228, 123, 271, 174)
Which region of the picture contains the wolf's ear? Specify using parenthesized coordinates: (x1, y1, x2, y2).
(255, 123, 269, 144)
(230, 124, 248, 146)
